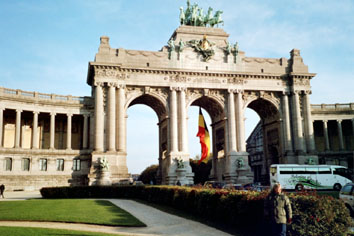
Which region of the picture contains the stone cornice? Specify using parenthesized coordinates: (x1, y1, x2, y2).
(290, 72, 316, 79)
(88, 62, 288, 81)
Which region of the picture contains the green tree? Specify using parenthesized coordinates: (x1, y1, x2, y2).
(138, 164, 158, 184)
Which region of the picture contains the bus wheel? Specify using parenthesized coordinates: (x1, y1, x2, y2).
(333, 183, 342, 191)
(295, 184, 304, 191)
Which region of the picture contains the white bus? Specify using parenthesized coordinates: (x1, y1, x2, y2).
(270, 164, 352, 191)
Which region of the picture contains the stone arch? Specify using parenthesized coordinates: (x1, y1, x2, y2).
(245, 96, 282, 185)
(125, 88, 168, 121)
(187, 91, 225, 122)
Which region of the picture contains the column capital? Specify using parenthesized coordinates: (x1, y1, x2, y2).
(292, 90, 301, 95)
(83, 113, 90, 118)
(118, 84, 126, 89)
(50, 112, 56, 116)
(67, 113, 73, 117)
(227, 88, 236, 93)
(33, 111, 40, 115)
(236, 89, 244, 94)
(337, 119, 342, 123)
(282, 91, 290, 96)
(169, 86, 178, 92)
(108, 82, 118, 87)
(94, 81, 104, 87)
(16, 109, 22, 113)
(0, 107, 4, 111)
(304, 90, 312, 95)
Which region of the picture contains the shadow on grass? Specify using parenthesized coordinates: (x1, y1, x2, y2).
(94, 200, 146, 227)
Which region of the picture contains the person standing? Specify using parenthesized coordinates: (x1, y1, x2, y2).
(0, 184, 5, 198)
(264, 183, 292, 236)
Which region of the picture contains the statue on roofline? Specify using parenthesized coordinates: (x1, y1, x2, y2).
(179, 1, 224, 28)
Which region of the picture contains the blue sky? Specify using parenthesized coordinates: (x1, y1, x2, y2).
(1, 0, 353, 174)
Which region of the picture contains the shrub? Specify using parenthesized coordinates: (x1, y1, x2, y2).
(40, 186, 351, 236)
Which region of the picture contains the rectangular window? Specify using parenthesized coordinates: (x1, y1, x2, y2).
(73, 159, 81, 171)
(56, 159, 64, 171)
(305, 167, 318, 174)
(318, 167, 331, 174)
(292, 167, 306, 174)
(279, 167, 293, 174)
(4, 157, 12, 171)
(39, 158, 47, 171)
(21, 158, 30, 171)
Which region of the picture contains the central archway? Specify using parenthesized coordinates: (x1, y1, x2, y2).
(188, 94, 226, 182)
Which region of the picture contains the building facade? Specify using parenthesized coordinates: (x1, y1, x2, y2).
(2, 6, 349, 189)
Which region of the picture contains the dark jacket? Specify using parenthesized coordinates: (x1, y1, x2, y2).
(264, 192, 292, 224)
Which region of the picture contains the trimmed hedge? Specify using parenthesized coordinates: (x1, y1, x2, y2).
(40, 186, 351, 236)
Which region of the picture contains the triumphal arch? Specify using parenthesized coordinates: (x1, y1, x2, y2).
(86, 3, 318, 185)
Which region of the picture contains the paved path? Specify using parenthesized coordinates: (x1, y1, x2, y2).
(0, 191, 234, 236)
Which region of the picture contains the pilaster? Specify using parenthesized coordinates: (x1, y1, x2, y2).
(66, 113, 72, 150)
(94, 82, 104, 152)
(15, 109, 22, 148)
(108, 82, 116, 152)
(337, 119, 344, 150)
(32, 111, 39, 149)
(323, 120, 330, 151)
(50, 112, 56, 149)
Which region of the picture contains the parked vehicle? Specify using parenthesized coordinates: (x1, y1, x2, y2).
(203, 181, 226, 189)
(339, 183, 354, 216)
(222, 183, 243, 190)
(270, 164, 352, 191)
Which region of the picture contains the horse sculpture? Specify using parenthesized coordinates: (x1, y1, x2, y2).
(209, 10, 224, 27)
(179, 7, 185, 25)
(204, 7, 213, 27)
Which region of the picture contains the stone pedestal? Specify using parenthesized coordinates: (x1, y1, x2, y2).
(89, 152, 129, 185)
(165, 153, 194, 185)
(224, 152, 253, 184)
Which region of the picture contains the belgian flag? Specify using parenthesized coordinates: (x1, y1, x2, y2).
(196, 107, 210, 164)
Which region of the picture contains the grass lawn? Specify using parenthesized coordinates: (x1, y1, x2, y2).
(0, 226, 125, 236)
(0, 199, 145, 227)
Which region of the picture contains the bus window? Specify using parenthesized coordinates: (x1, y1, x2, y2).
(279, 168, 292, 174)
(334, 168, 351, 179)
(318, 167, 331, 174)
(305, 167, 318, 174)
(292, 168, 306, 174)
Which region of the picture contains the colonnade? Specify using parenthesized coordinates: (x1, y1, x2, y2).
(94, 82, 126, 153)
(319, 119, 354, 151)
(0, 108, 90, 150)
(281, 90, 316, 156)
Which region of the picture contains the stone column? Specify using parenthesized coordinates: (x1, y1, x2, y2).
(323, 120, 330, 151)
(0, 108, 3, 147)
(108, 83, 116, 152)
(170, 88, 178, 153)
(50, 112, 56, 149)
(117, 85, 126, 152)
(236, 90, 246, 152)
(66, 113, 72, 150)
(292, 91, 305, 153)
(15, 109, 22, 148)
(227, 90, 237, 153)
(337, 120, 344, 150)
(179, 88, 188, 153)
(94, 82, 104, 152)
(352, 119, 354, 138)
(83, 114, 89, 149)
(303, 91, 316, 153)
(32, 111, 39, 149)
(282, 92, 293, 153)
